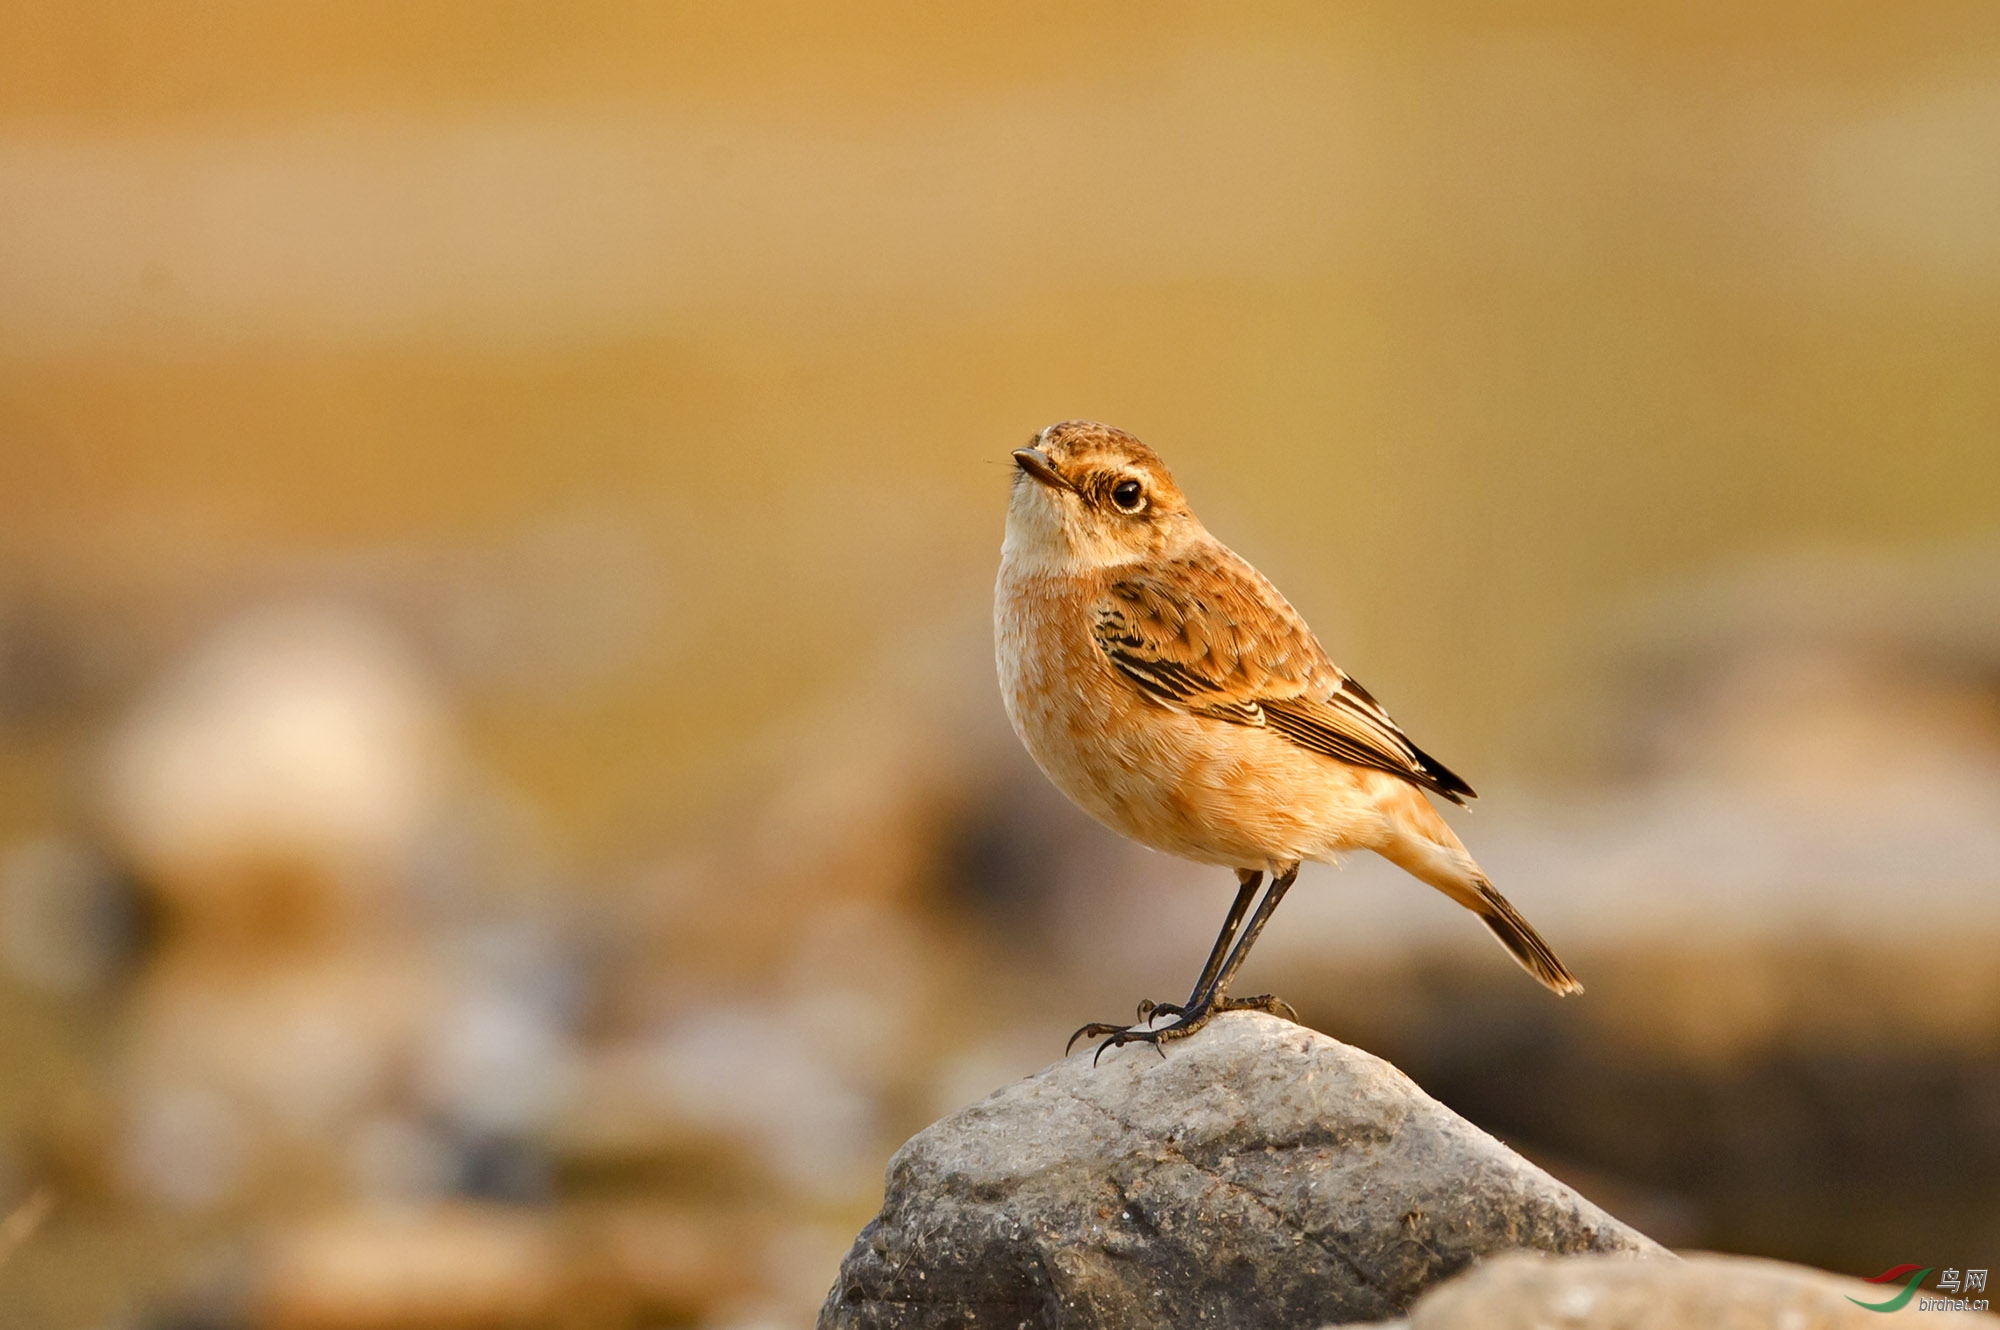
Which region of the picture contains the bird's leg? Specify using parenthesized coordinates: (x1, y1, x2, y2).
(1135, 869, 1261, 1023)
(1073, 870, 1259, 1051)
(1069, 864, 1301, 1062)
(1196, 862, 1301, 1022)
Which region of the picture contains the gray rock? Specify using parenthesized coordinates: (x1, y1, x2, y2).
(1404, 1251, 1992, 1328)
(820, 1011, 1661, 1329)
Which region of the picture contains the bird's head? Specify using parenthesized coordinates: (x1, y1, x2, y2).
(1004, 421, 1199, 573)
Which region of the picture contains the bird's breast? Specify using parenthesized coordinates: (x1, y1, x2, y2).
(996, 566, 1143, 785)
(996, 563, 1229, 860)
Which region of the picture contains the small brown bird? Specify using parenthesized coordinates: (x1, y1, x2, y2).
(995, 421, 1580, 1060)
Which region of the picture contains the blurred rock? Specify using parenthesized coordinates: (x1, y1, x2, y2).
(1402, 1250, 1990, 1329)
(102, 599, 454, 919)
(1605, 546, 2000, 788)
(120, 944, 441, 1208)
(246, 1199, 782, 1330)
(412, 923, 580, 1147)
(820, 1011, 1658, 1330)
(565, 998, 882, 1204)
(97, 600, 585, 1216)
(256, 1204, 560, 1330)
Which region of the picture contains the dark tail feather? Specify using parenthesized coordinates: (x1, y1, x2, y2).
(1475, 880, 1583, 995)
(1408, 740, 1476, 806)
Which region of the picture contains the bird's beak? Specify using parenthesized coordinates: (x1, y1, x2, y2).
(1012, 448, 1075, 493)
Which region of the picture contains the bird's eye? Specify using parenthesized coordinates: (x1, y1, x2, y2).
(1111, 479, 1146, 513)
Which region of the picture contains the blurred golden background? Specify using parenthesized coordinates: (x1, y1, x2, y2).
(2, 3, 1999, 1327)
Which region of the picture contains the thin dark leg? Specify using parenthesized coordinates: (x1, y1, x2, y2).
(1136, 869, 1261, 1024)
(1067, 863, 1302, 1062)
(1196, 863, 1296, 1004)
(1197, 863, 1300, 1021)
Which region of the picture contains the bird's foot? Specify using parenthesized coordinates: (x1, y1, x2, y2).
(1066, 1009, 1212, 1064)
(1212, 993, 1299, 1023)
(1067, 995, 1196, 1055)
(1065, 992, 1300, 1065)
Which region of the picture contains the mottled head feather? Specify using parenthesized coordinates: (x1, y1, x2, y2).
(1030, 421, 1188, 516)
(1005, 421, 1201, 573)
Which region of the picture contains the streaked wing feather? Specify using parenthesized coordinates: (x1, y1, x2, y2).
(1091, 554, 1475, 804)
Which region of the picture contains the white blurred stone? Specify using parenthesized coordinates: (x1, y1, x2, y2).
(102, 600, 453, 910)
(413, 953, 578, 1139)
(121, 1082, 248, 1211)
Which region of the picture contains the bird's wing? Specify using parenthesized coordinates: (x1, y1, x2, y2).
(1090, 552, 1476, 804)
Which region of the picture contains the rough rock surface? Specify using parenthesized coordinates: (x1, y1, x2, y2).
(1404, 1251, 1992, 1328)
(819, 1011, 1660, 1329)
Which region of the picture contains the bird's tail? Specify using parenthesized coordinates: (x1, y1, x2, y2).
(1470, 878, 1582, 996)
(1372, 787, 1582, 995)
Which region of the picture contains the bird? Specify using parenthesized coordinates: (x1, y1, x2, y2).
(994, 420, 1581, 1062)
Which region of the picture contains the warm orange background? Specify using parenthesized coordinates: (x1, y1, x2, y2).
(7, 2, 1999, 849)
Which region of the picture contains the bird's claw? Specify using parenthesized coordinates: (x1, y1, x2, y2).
(1066, 992, 1300, 1062)
(1215, 993, 1299, 1023)
(1065, 1010, 1214, 1063)
(1089, 1027, 1173, 1066)
(1065, 1021, 1130, 1056)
